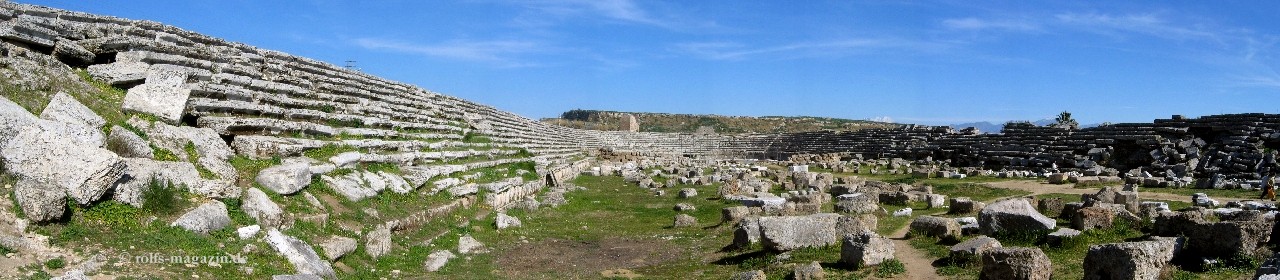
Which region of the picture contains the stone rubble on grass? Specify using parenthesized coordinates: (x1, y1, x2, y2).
(980, 247, 1052, 280)
(673, 214, 698, 228)
(265, 229, 337, 279)
(949, 235, 1001, 263)
(257, 161, 313, 195)
(678, 188, 698, 198)
(979, 198, 1056, 235)
(458, 234, 488, 254)
(171, 201, 232, 234)
(496, 213, 523, 229)
(423, 250, 456, 272)
(365, 223, 393, 258)
(242, 187, 284, 228)
(319, 236, 357, 261)
(1082, 237, 1182, 280)
(237, 225, 261, 240)
(839, 231, 894, 268)
(792, 261, 825, 280)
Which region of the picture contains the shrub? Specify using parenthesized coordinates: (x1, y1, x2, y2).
(44, 257, 65, 269)
(142, 180, 185, 215)
(81, 201, 141, 228)
(875, 259, 906, 277)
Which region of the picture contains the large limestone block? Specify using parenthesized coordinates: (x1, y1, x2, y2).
(950, 235, 1002, 263)
(423, 250, 455, 272)
(104, 125, 153, 158)
(0, 96, 40, 145)
(53, 38, 94, 65)
(1083, 237, 1182, 280)
(759, 213, 848, 251)
(910, 215, 962, 241)
(242, 187, 284, 228)
(257, 161, 312, 195)
(112, 158, 238, 206)
(839, 231, 895, 268)
(835, 193, 879, 214)
(141, 121, 237, 181)
(0, 18, 56, 48)
(979, 199, 1056, 235)
(318, 236, 356, 261)
(87, 62, 149, 86)
(365, 223, 392, 258)
(171, 201, 231, 234)
(2, 126, 125, 205)
(122, 65, 191, 124)
(265, 229, 337, 279)
(13, 178, 66, 222)
(980, 247, 1052, 280)
(39, 92, 105, 147)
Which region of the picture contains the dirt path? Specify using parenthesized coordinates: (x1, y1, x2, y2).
(888, 223, 943, 280)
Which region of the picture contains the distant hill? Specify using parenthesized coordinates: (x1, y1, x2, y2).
(542, 109, 900, 134)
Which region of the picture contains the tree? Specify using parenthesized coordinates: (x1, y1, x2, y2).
(1054, 111, 1079, 130)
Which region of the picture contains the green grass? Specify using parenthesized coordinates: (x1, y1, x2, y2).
(303, 144, 360, 161)
(141, 180, 191, 216)
(228, 156, 282, 187)
(43, 258, 65, 269)
(875, 259, 906, 277)
(152, 145, 181, 162)
(35, 194, 293, 278)
(80, 200, 143, 228)
(930, 182, 1032, 202)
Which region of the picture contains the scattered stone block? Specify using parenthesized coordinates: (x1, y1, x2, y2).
(1046, 228, 1081, 245)
(171, 201, 231, 234)
(909, 216, 961, 241)
(674, 214, 698, 228)
(722, 206, 750, 224)
(674, 203, 697, 212)
(242, 187, 284, 228)
(13, 179, 66, 223)
(980, 247, 1052, 280)
(496, 213, 522, 229)
(457, 234, 487, 254)
(835, 193, 879, 214)
(949, 197, 985, 214)
(839, 231, 895, 268)
(1083, 237, 1182, 280)
(423, 250, 456, 272)
(950, 235, 1001, 263)
(793, 261, 825, 280)
(257, 162, 313, 195)
(265, 229, 336, 279)
(979, 199, 1056, 235)
(678, 188, 698, 198)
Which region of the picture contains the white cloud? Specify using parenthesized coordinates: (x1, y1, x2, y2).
(675, 38, 950, 60)
(942, 17, 1039, 32)
(353, 38, 548, 67)
(514, 0, 685, 29)
(1054, 12, 1219, 41)
(1230, 74, 1280, 89)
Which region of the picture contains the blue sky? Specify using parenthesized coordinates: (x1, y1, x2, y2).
(21, 0, 1280, 125)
